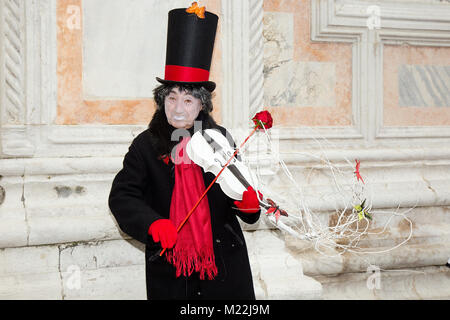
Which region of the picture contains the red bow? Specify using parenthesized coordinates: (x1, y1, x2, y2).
(265, 198, 288, 223)
(354, 159, 365, 184)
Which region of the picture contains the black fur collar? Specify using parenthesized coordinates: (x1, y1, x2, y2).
(147, 109, 218, 157)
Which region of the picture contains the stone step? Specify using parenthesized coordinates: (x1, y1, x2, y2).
(0, 233, 321, 300)
(0, 239, 147, 299)
(280, 208, 450, 276)
(285, 239, 450, 276)
(315, 266, 450, 300)
(244, 230, 323, 299)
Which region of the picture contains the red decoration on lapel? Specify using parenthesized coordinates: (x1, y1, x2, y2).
(354, 159, 365, 184)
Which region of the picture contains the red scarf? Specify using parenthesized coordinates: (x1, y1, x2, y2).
(164, 136, 218, 280)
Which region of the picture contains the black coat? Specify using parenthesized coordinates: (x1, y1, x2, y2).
(108, 125, 260, 300)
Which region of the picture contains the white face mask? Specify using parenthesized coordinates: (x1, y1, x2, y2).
(164, 87, 202, 129)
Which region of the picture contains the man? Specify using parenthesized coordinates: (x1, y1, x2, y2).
(108, 6, 261, 300)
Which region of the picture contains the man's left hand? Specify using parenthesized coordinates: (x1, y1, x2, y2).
(234, 186, 262, 214)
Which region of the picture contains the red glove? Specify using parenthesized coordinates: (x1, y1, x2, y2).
(148, 219, 177, 249)
(234, 186, 263, 214)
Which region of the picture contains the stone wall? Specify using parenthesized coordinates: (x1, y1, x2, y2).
(1, 0, 449, 299)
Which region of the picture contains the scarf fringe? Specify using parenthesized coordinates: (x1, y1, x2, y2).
(166, 246, 218, 280)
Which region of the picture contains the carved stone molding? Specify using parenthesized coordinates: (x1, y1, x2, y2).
(2, 0, 448, 158)
(311, 0, 450, 147)
(0, 0, 35, 157)
(248, 0, 264, 117)
(221, 0, 264, 131)
(0, 0, 265, 158)
(0, 0, 25, 125)
(1, 154, 449, 248)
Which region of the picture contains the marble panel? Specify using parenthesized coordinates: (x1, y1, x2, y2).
(56, 0, 223, 125)
(263, 12, 294, 76)
(83, 0, 187, 99)
(264, 60, 336, 107)
(384, 45, 450, 126)
(398, 65, 450, 108)
(262, 0, 352, 127)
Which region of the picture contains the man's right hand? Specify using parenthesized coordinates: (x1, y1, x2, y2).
(148, 219, 177, 249)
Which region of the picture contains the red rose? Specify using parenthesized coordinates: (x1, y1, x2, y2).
(252, 110, 273, 130)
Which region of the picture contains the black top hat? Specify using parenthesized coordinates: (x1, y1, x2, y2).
(156, 8, 218, 92)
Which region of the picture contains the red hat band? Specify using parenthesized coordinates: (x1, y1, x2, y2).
(164, 65, 210, 82)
